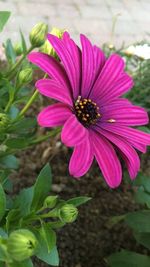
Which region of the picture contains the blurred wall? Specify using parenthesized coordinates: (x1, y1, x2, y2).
(0, 0, 149, 48)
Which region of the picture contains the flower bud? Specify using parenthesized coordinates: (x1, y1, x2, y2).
(30, 22, 48, 48)
(59, 204, 78, 223)
(40, 27, 65, 58)
(0, 113, 9, 132)
(43, 195, 58, 209)
(14, 43, 23, 56)
(7, 229, 38, 262)
(18, 68, 33, 86)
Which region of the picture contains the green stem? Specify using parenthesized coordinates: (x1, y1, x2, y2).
(6, 46, 34, 80)
(30, 128, 61, 145)
(18, 89, 39, 117)
(5, 85, 20, 112)
(39, 209, 59, 219)
(18, 74, 47, 118)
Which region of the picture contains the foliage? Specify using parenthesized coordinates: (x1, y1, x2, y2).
(0, 164, 90, 266)
(108, 173, 150, 267)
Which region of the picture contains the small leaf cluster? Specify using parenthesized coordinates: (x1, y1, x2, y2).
(0, 164, 91, 266)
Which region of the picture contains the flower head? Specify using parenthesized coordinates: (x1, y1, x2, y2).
(28, 32, 150, 188)
(124, 44, 150, 60)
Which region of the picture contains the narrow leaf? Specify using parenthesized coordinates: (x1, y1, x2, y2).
(31, 164, 52, 211)
(40, 223, 56, 253)
(108, 250, 150, 267)
(0, 11, 11, 32)
(67, 196, 91, 207)
(126, 211, 150, 233)
(0, 184, 6, 221)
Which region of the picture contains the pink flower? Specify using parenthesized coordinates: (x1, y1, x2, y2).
(28, 32, 150, 188)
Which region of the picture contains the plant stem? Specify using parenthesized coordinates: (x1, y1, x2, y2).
(18, 89, 39, 117)
(6, 46, 34, 80)
(30, 128, 61, 145)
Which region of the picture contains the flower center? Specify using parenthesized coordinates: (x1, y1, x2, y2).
(74, 96, 101, 127)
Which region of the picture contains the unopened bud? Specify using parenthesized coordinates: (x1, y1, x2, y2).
(30, 22, 48, 48)
(43, 195, 58, 209)
(0, 113, 9, 132)
(59, 204, 78, 223)
(40, 27, 65, 58)
(14, 43, 23, 56)
(18, 68, 33, 86)
(7, 229, 38, 262)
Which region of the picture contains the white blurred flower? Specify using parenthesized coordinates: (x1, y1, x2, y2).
(124, 44, 150, 60)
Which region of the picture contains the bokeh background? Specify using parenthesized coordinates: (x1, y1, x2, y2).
(0, 0, 150, 48)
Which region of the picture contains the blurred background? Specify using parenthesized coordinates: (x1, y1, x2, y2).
(0, 0, 150, 48)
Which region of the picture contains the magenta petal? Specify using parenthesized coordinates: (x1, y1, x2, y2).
(69, 138, 93, 177)
(91, 131, 122, 188)
(37, 103, 71, 127)
(93, 45, 105, 78)
(80, 35, 105, 98)
(47, 33, 81, 99)
(101, 104, 149, 126)
(98, 128, 140, 179)
(98, 73, 134, 104)
(62, 32, 81, 96)
(99, 124, 150, 151)
(28, 52, 70, 89)
(80, 34, 94, 97)
(36, 79, 73, 105)
(90, 54, 125, 101)
(61, 114, 88, 147)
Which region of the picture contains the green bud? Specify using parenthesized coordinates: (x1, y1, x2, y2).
(40, 27, 65, 58)
(18, 68, 33, 86)
(43, 195, 58, 209)
(59, 204, 78, 223)
(7, 229, 38, 262)
(0, 113, 9, 132)
(30, 22, 48, 47)
(14, 43, 23, 56)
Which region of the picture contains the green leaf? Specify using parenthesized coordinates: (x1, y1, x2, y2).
(0, 155, 19, 170)
(108, 250, 150, 267)
(4, 39, 16, 64)
(34, 227, 59, 266)
(0, 262, 5, 267)
(0, 170, 12, 192)
(67, 196, 91, 207)
(36, 245, 59, 266)
(135, 187, 150, 208)
(134, 232, 150, 250)
(0, 247, 9, 262)
(40, 223, 56, 253)
(31, 164, 52, 211)
(9, 259, 33, 267)
(9, 118, 36, 133)
(134, 174, 150, 193)
(126, 211, 150, 233)
(0, 228, 7, 238)
(6, 209, 22, 232)
(0, 11, 11, 32)
(14, 187, 34, 216)
(0, 184, 6, 221)
(5, 138, 29, 149)
(20, 30, 27, 54)
(8, 106, 19, 119)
